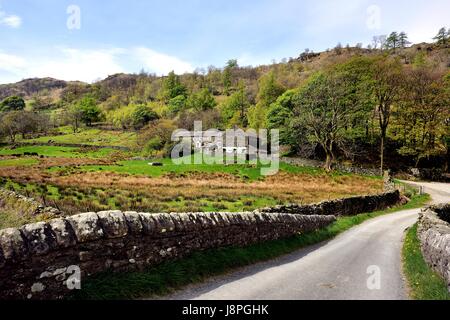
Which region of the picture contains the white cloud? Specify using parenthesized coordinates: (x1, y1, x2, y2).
(0, 48, 124, 83)
(237, 53, 271, 67)
(28, 48, 125, 83)
(0, 51, 26, 73)
(0, 46, 195, 84)
(0, 7, 22, 28)
(133, 47, 194, 75)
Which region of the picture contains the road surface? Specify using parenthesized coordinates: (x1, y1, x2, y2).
(163, 182, 449, 300)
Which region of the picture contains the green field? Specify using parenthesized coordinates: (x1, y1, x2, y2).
(0, 145, 120, 159)
(18, 127, 137, 148)
(0, 158, 39, 167)
(75, 157, 329, 180)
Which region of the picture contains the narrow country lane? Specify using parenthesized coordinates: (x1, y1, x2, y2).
(163, 182, 450, 300)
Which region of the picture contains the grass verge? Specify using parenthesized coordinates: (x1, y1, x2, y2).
(71, 194, 430, 300)
(402, 223, 450, 300)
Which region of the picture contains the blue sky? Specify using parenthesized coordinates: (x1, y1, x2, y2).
(0, 0, 448, 84)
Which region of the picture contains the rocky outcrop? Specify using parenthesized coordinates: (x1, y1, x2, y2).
(0, 211, 336, 300)
(258, 191, 401, 216)
(417, 204, 450, 291)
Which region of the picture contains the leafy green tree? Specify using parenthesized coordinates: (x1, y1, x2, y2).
(0, 96, 26, 112)
(249, 71, 285, 130)
(222, 59, 239, 95)
(137, 119, 177, 157)
(333, 56, 376, 141)
(257, 71, 285, 107)
(221, 82, 250, 127)
(106, 105, 134, 129)
(386, 32, 400, 51)
(392, 67, 449, 166)
(186, 88, 217, 112)
(266, 89, 297, 145)
(132, 104, 160, 129)
(77, 96, 102, 126)
(291, 71, 358, 171)
(159, 71, 187, 102)
(168, 95, 187, 115)
(433, 27, 449, 46)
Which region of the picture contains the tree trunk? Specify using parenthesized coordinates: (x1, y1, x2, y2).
(380, 128, 386, 175)
(324, 152, 333, 172)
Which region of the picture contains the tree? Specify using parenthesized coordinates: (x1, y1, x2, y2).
(18, 112, 50, 139)
(392, 67, 449, 166)
(221, 82, 250, 127)
(433, 27, 449, 46)
(77, 96, 102, 126)
(0, 111, 21, 143)
(334, 42, 343, 54)
(0, 96, 25, 112)
(186, 88, 217, 112)
(370, 56, 404, 173)
(372, 35, 387, 50)
(107, 105, 134, 129)
(131, 104, 159, 129)
(248, 71, 285, 130)
(398, 32, 411, 48)
(137, 119, 177, 157)
(386, 32, 400, 51)
(168, 95, 187, 115)
(292, 71, 358, 171)
(266, 89, 297, 145)
(257, 71, 285, 107)
(63, 104, 84, 133)
(222, 60, 238, 95)
(159, 71, 187, 102)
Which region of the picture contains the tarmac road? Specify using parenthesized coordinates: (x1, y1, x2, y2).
(164, 182, 449, 300)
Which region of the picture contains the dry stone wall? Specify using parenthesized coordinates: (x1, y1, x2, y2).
(281, 157, 380, 176)
(0, 211, 335, 300)
(258, 191, 401, 216)
(0, 188, 60, 217)
(417, 204, 450, 291)
(0, 190, 403, 300)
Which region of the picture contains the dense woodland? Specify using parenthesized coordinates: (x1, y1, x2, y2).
(0, 29, 449, 172)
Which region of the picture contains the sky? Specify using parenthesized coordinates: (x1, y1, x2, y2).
(0, 0, 448, 84)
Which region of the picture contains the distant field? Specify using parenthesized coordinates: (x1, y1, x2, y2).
(18, 127, 137, 148)
(0, 141, 384, 228)
(77, 157, 325, 180)
(0, 145, 120, 159)
(0, 158, 39, 167)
